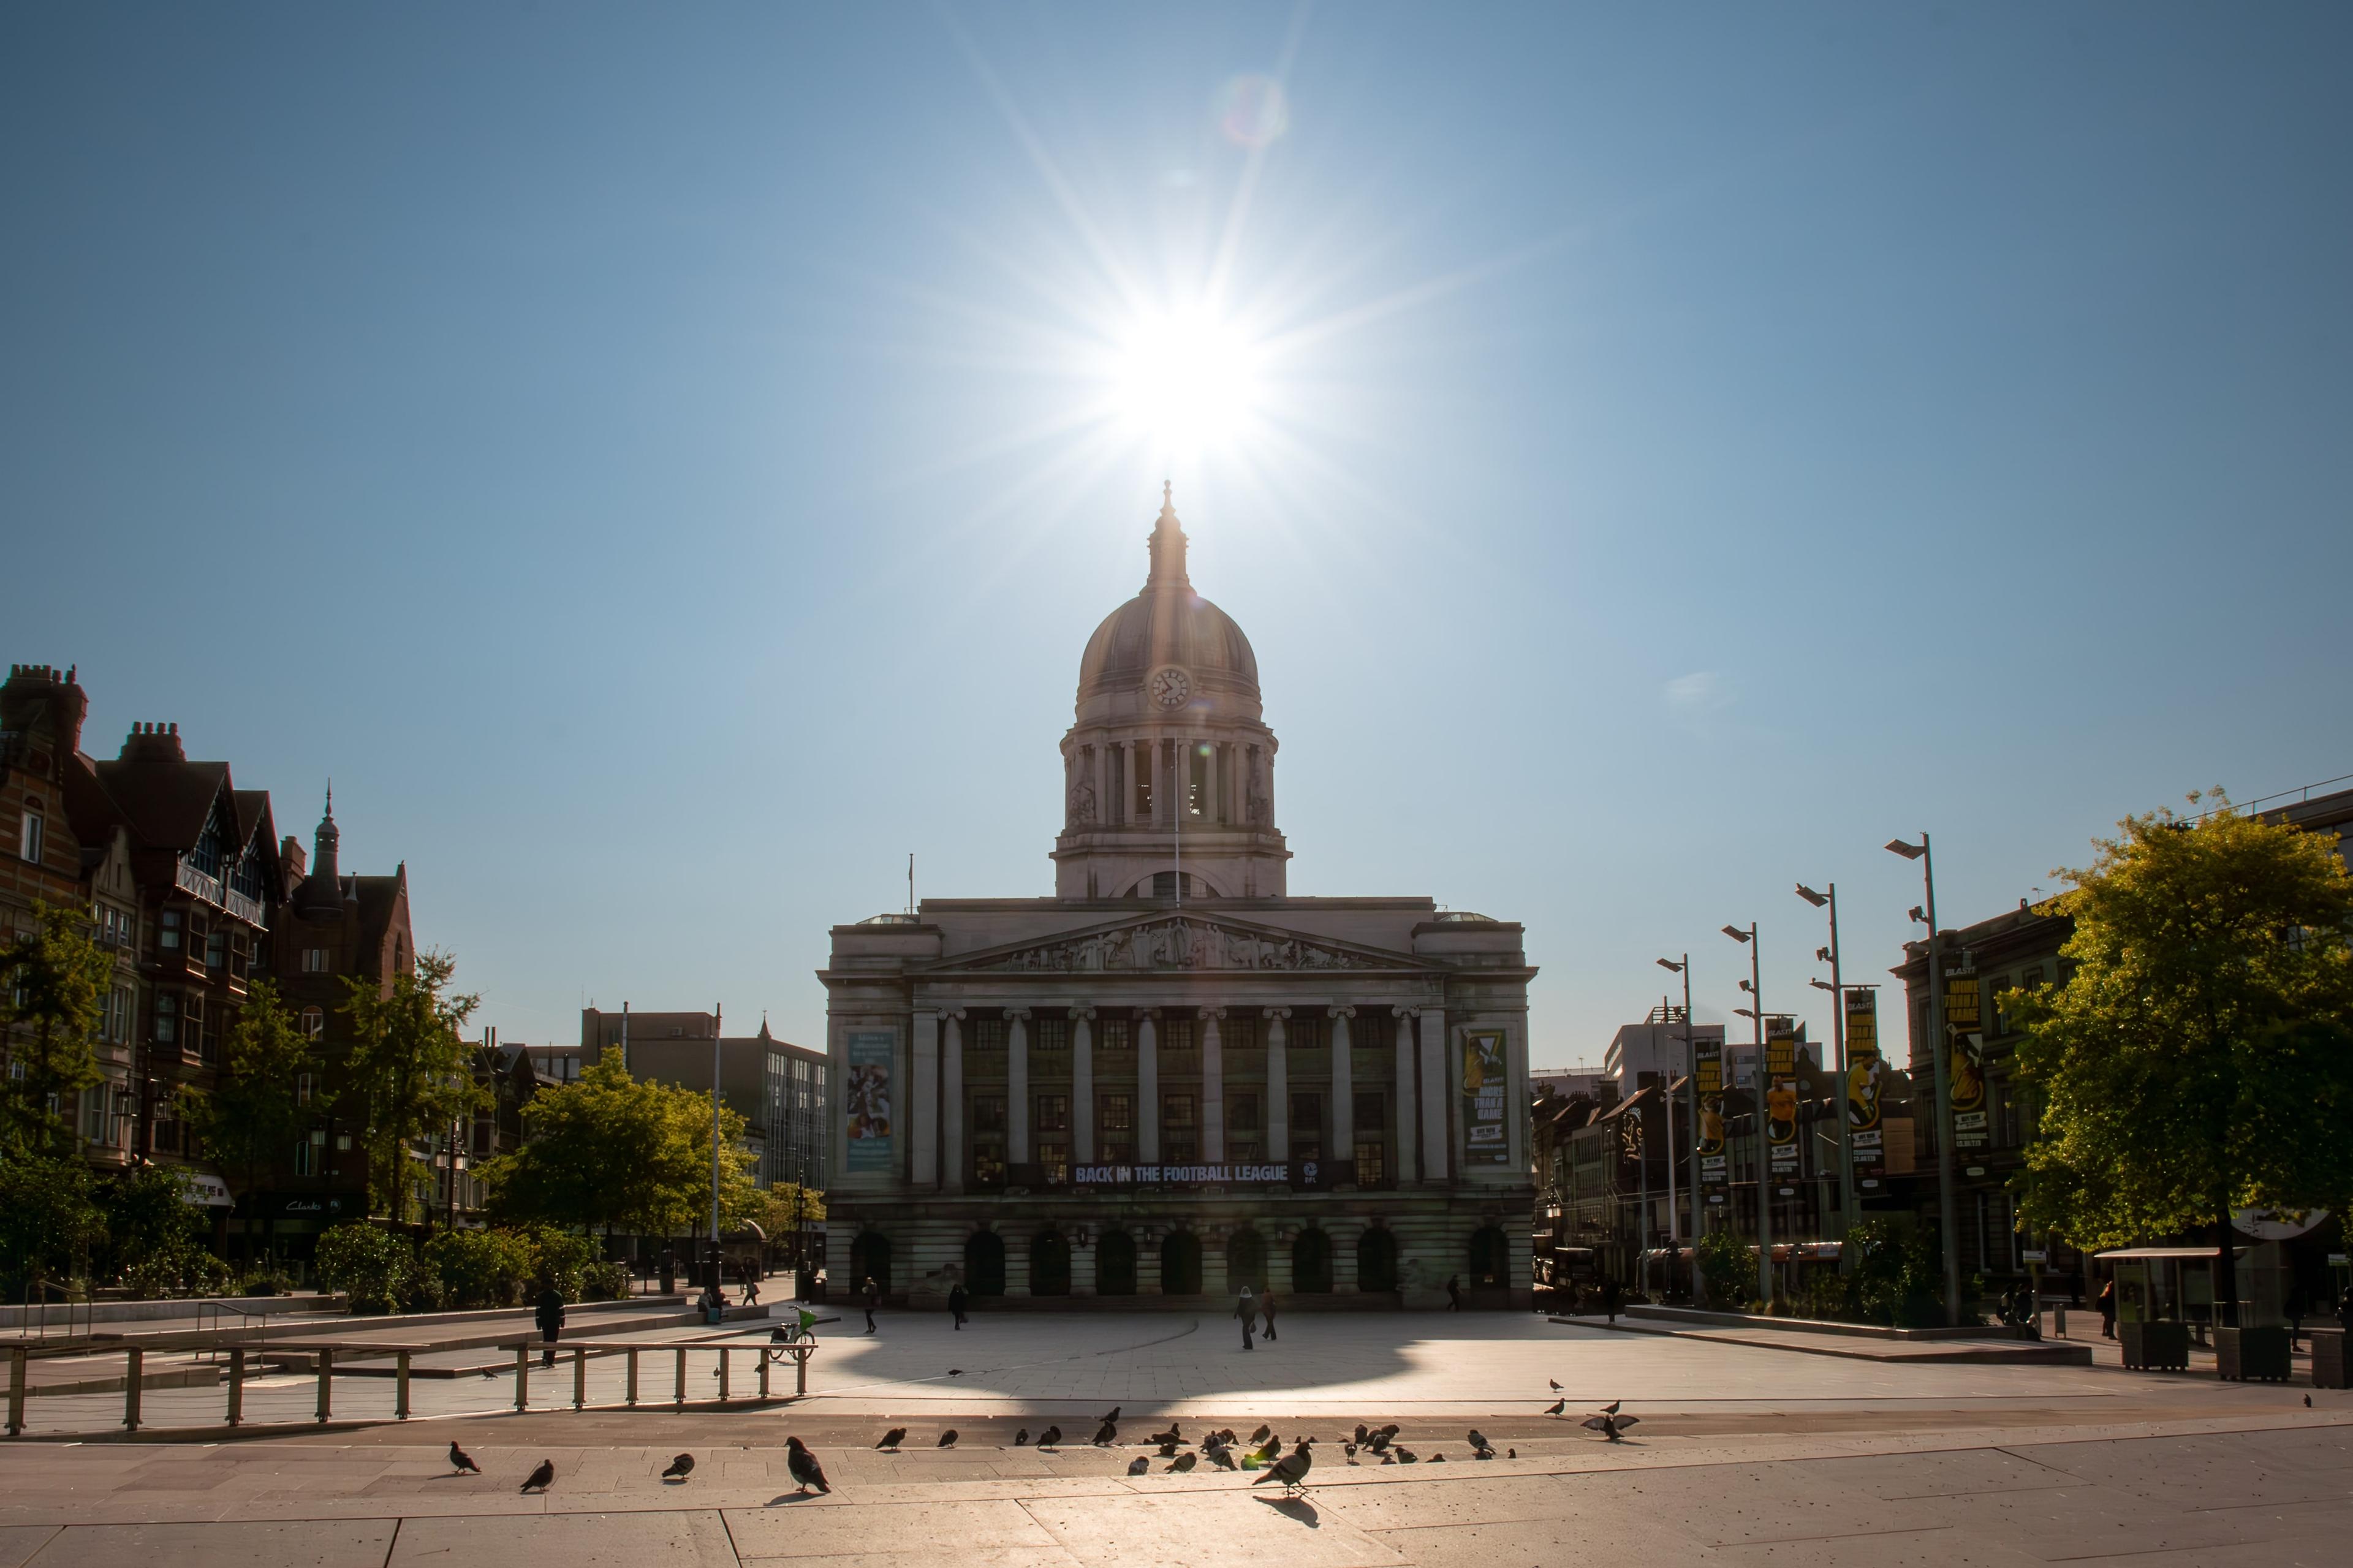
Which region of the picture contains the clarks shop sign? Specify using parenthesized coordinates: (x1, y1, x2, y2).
(262, 1191, 363, 1218)
(1049, 1162, 1319, 1188)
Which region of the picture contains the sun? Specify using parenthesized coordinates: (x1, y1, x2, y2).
(1104, 306, 1266, 461)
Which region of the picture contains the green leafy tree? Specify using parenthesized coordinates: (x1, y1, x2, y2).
(339, 950, 487, 1221)
(186, 982, 318, 1218)
(314, 1221, 417, 1314)
(2010, 793, 2353, 1323)
(0, 1154, 102, 1297)
(1, 901, 112, 1154)
(93, 1165, 231, 1298)
(421, 1227, 534, 1308)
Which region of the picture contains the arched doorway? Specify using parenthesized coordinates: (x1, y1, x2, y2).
(1292, 1228, 1333, 1293)
(1160, 1230, 1203, 1295)
(1357, 1227, 1399, 1293)
(1226, 1228, 1267, 1295)
(850, 1231, 892, 1297)
(1469, 1225, 1512, 1291)
(1097, 1229, 1137, 1296)
(1031, 1229, 1072, 1297)
(964, 1230, 1006, 1297)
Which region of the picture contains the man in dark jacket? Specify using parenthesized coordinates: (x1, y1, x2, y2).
(949, 1281, 969, 1330)
(536, 1286, 566, 1367)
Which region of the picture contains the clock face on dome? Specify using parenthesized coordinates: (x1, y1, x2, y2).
(1149, 666, 1192, 708)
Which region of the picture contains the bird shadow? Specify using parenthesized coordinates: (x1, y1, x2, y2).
(1254, 1494, 1321, 1527)
(764, 1493, 828, 1507)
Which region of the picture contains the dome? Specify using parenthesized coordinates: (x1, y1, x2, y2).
(1075, 488, 1260, 705)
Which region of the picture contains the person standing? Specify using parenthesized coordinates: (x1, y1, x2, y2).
(1446, 1274, 1463, 1312)
(1234, 1286, 1256, 1350)
(1602, 1276, 1622, 1325)
(535, 1285, 566, 1368)
(1259, 1287, 1279, 1343)
(949, 1280, 969, 1330)
(2097, 1277, 2117, 1339)
(862, 1275, 881, 1335)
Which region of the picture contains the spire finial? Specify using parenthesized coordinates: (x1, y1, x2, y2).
(1146, 480, 1189, 585)
(1162, 478, 1172, 508)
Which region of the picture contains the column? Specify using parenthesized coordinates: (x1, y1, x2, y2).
(1151, 738, 1167, 827)
(1072, 1007, 1096, 1165)
(1137, 1010, 1161, 1163)
(1264, 1007, 1290, 1164)
(912, 1008, 940, 1187)
(1504, 1013, 1530, 1180)
(1393, 1007, 1420, 1186)
(1007, 1009, 1031, 1167)
(1329, 1006, 1355, 1181)
(942, 1010, 966, 1194)
(1420, 1002, 1449, 1186)
(1200, 1007, 1226, 1164)
(1093, 744, 1109, 831)
(1207, 740, 1222, 824)
(1123, 739, 1138, 825)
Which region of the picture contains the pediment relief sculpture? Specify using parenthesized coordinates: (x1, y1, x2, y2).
(958, 917, 1410, 974)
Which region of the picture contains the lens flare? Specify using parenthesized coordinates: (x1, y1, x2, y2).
(1107, 308, 1265, 458)
(1217, 75, 1289, 149)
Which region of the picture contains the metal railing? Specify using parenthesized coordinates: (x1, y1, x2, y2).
(6, 1335, 819, 1437)
(6, 1282, 91, 1344)
(192, 1300, 276, 1360)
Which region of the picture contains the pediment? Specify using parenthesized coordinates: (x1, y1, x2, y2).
(920, 913, 1441, 976)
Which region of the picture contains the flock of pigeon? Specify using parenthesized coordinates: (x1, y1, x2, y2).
(444, 1386, 1635, 1501)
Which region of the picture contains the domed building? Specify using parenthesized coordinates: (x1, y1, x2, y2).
(821, 489, 1534, 1309)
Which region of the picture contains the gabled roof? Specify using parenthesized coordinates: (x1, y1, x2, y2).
(90, 755, 231, 851)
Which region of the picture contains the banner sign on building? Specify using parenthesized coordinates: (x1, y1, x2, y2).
(1050, 1161, 1311, 1188)
(844, 1029, 896, 1172)
(1696, 1036, 1727, 1203)
(1844, 987, 1885, 1187)
(1943, 969, 1987, 1151)
(1462, 1028, 1510, 1165)
(1765, 1018, 1800, 1178)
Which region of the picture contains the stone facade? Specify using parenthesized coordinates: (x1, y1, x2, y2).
(822, 493, 1536, 1308)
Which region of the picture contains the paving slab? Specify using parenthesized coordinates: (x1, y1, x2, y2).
(20, 1520, 396, 1568)
(388, 1509, 737, 1566)
(0, 1529, 58, 1568)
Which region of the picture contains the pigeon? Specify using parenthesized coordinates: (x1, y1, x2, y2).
(1251, 1439, 1314, 1495)
(1343, 1442, 1358, 1463)
(1380, 1452, 1395, 1464)
(938, 1430, 958, 1448)
(1582, 1414, 1640, 1442)
(662, 1453, 695, 1481)
(1252, 1434, 1283, 1463)
(1207, 1445, 1238, 1471)
(949, 1368, 964, 1377)
(1101, 1405, 1121, 1424)
(1157, 1441, 1180, 1458)
(520, 1458, 555, 1493)
(1379, 1423, 1401, 1437)
(2305, 1395, 2313, 1408)
(1249, 1423, 1272, 1444)
(1014, 1428, 1030, 1446)
(1352, 1423, 1370, 1446)
(786, 1436, 830, 1494)
(1507, 1449, 1517, 1459)
(1365, 1431, 1393, 1454)
(1600, 1399, 1621, 1415)
(1093, 1420, 1118, 1447)
(1394, 1447, 1418, 1464)
(1544, 1399, 1566, 1417)
(877, 1427, 908, 1449)
(448, 1442, 480, 1475)
(1467, 1429, 1488, 1452)
(1127, 1455, 1150, 1475)
(1038, 1425, 1063, 1449)
(1431, 1452, 1446, 1463)
(1168, 1452, 1197, 1473)
(1150, 1423, 1182, 1446)
(1474, 1446, 1495, 1461)
(1549, 1378, 1563, 1390)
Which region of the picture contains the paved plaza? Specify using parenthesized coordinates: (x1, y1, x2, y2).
(4, 1311, 2347, 1565)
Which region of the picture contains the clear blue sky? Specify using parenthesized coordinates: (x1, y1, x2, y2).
(6, 5, 2348, 1065)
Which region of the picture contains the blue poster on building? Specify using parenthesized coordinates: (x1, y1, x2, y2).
(845, 1030, 895, 1172)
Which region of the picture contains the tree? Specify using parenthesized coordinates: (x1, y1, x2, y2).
(2010, 793, 2353, 1325)
(339, 950, 487, 1221)
(0, 1154, 101, 1297)
(0, 901, 112, 1155)
(752, 1181, 827, 1267)
(186, 982, 319, 1223)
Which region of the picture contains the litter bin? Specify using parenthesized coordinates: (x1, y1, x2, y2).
(2216, 1326, 2291, 1382)
(2311, 1330, 2348, 1390)
(2120, 1320, 2191, 1371)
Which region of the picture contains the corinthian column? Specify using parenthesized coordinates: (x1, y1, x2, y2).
(942, 1009, 966, 1194)
(1419, 1002, 1448, 1186)
(1006, 1009, 1031, 1167)
(912, 1007, 939, 1187)
(1072, 1006, 1096, 1165)
(1200, 1007, 1226, 1164)
(1264, 1007, 1291, 1164)
(1137, 1010, 1161, 1163)
(1394, 1007, 1419, 1186)
(1329, 1006, 1355, 1179)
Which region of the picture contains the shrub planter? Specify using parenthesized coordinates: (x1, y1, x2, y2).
(2214, 1325, 2291, 1382)
(2309, 1329, 2348, 1390)
(2120, 1319, 2191, 1371)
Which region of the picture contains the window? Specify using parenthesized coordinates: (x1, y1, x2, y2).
(1225, 1017, 1257, 1053)
(971, 1017, 1006, 1055)
(1036, 1094, 1069, 1134)
(1227, 1091, 1261, 1132)
(294, 1137, 314, 1176)
(1354, 1091, 1385, 1130)
(159, 910, 181, 951)
(1354, 1139, 1386, 1188)
(1993, 1078, 2018, 1148)
(335, 1132, 352, 1151)
(1034, 1017, 1068, 1053)
(1162, 1093, 1196, 1128)
(17, 811, 41, 863)
(296, 1073, 313, 1107)
(301, 1007, 325, 1040)
(154, 993, 178, 1044)
(1099, 1092, 1133, 1132)
(971, 1094, 1007, 1135)
(1100, 1017, 1130, 1051)
(303, 947, 330, 974)
(1162, 1018, 1194, 1053)
(104, 986, 132, 1044)
(1038, 1142, 1069, 1184)
(205, 931, 226, 973)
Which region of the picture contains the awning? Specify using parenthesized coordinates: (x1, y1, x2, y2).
(2093, 1247, 2246, 1260)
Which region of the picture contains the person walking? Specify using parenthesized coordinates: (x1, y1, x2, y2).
(1259, 1287, 1279, 1343)
(862, 1275, 881, 1335)
(1602, 1276, 1623, 1325)
(1446, 1274, 1463, 1311)
(743, 1263, 762, 1307)
(535, 1284, 566, 1368)
(949, 1280, 969, 1330)
(2097, 1277, 2116, 1340)
(1234, 1286, 1256, 1350)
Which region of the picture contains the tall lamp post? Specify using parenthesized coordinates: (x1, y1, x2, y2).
(1795, 883, 1857, 1251)
(1656, 955, 1698, 1303)
(710, 1001, 724, 1292)
(1722, 923, 1771, 1310)
(1886, 835, 1961, 1326)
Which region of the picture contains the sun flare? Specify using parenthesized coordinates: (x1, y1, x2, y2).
(1105, 307, 1266, 461)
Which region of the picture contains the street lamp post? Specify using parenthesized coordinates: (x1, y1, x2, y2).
(710, 1001, 724, 1293)
(1796, 883, 1858, 1251)
(1723, 923, 1771, 1310)
(1887, 835, 1962, 1326)
(1656, 955, 1698, 1303)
